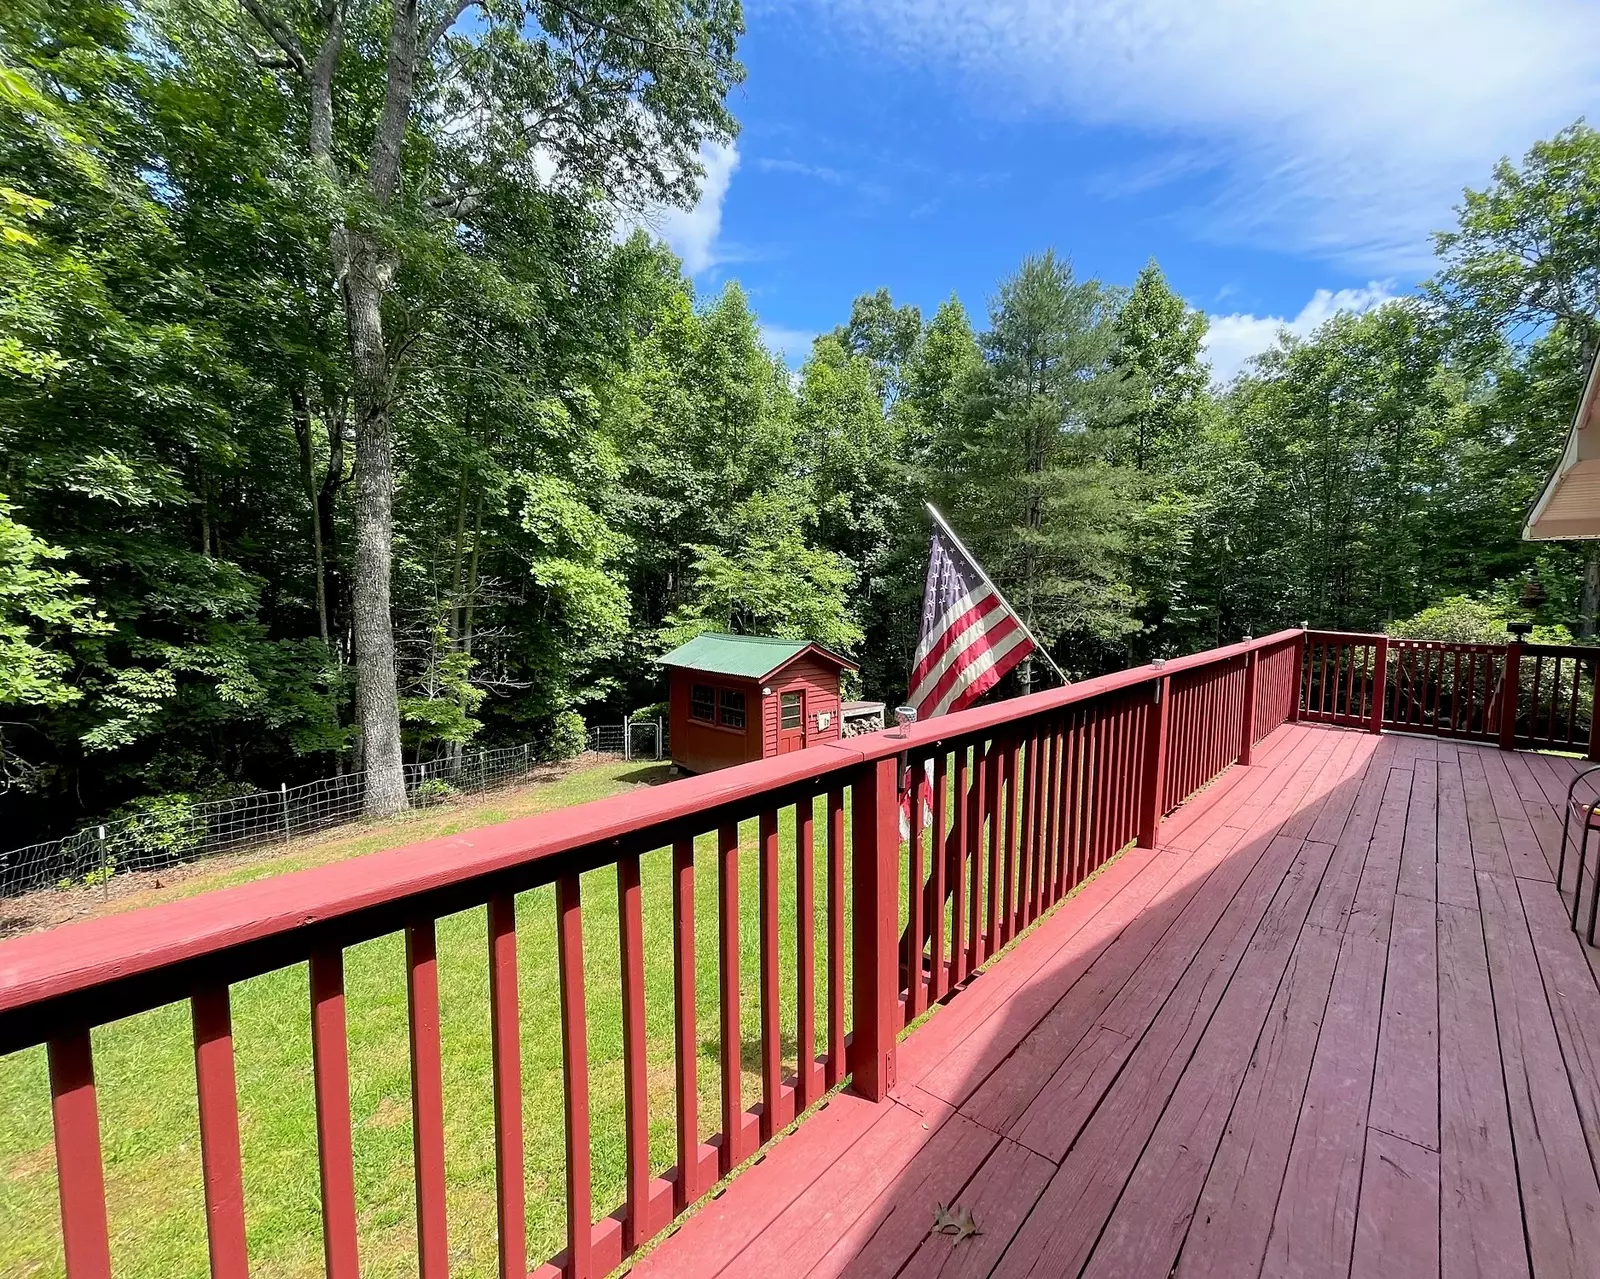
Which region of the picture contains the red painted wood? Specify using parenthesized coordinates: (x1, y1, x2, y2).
(795, 799, 818, 1105)
(758, 808, 782, 1141)
(308, 950, 360, 1279)
(1041, 724, 1061, 910)
(849, 755, 900, 1100)
(48, 1031, 112, 1279)
(191, 986, 248, 1279)
(906, 770, 925, 1022)
(1, 633, 1307, 1053)
(668, 840, 698, 1212)
(555, 873, 593, 1279)
(487, 895, 527, 1279)
(1138, 677, 1170, 849)
(616, 852, 650, 1249)
(1032, 729, 1051, 921)
(951, 747, 970, 984)
(1000, 738, 1019, 945)
(716, 823, 741, 1174)
(1437, 900, 1528, 1279)
(1016, 730, 1036, 933)
(826, 789, 845, 1087)
(406, 920, 450, 1279)
(968, 740, 988, 971)
(929, 755, 949, 1003)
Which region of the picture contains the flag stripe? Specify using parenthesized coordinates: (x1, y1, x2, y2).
(910, 583, 994, 673)
(909, 595, 1011, 708)
(936, 629, 1034, 716)
(919, 612, 1023, 715)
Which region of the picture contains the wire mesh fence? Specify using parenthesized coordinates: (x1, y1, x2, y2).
(1, 740, 580, 899)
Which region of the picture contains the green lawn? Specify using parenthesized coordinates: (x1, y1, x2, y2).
(0, 752, 1067, 1279)
(0, 762, 877, 1279)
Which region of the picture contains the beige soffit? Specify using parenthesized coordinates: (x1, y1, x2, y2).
(1526, 350, 1600, 541)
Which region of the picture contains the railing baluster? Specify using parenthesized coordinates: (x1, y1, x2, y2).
(406, 919, 450, 1279)
(1054, 719, 1075, 901)
(849, 755, 900, 1101)
(1041, 725, 1061, 913)
(1016, 732, 1036, 933)
(1567, 652, 1583, 746)
(1548, 656, 1562, 743)
(555, 873, 592, 1279)
(49, 1031, 112, 1279)
(669, 841, 698, 1212)
(930, 754, 949, 1001)
(967, 741, 986, 972)
(906, 767, 925, 1023)
(309, 949, 360, 1279)
(757, 808, 784, 1141)
(1001, 737, 1019, 946)
(617, 852, 650, 1249)
(716, 824, 741, 1175)
(951, 746, 970, 985)
(192, 986, 248, 1279)
(487, 895, 527, 1279)
(796, 798, 818, 1104)
(826, 791, 845, 1089)
(984, 740, 1002, 956)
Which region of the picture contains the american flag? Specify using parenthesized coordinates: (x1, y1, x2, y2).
(907, 522, 1036, 719)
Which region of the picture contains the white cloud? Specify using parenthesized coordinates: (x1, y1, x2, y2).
(796, 0, 1600, 270)
(631, 140, 740, 275)
(758, 157, 850, 185)
(760, 323, 820, 367)
(1202, 282, 1397, 382)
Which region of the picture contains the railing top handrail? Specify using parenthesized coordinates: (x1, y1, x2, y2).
(0, 629, 1300, 1047)
(1304, 628, 1386, 644)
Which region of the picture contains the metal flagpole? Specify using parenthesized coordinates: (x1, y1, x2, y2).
(926, 502, 1071, 688)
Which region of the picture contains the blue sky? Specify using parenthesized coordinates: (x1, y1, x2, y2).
(643, 0, 1600, 381)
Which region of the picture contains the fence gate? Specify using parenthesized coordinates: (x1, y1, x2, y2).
(624, 715, 664, 761)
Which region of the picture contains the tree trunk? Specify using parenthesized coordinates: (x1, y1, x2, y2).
(345, 237, 407, 817)
(291, 388, 331, 645)
(1583, 546, 1600, 640)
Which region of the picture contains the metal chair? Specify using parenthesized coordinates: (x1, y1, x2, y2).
(1557, 763, 1600, 944)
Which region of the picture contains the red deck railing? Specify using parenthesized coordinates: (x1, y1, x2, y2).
(1302, 629, 1600, 757)
(0, 630, 1310, 1279)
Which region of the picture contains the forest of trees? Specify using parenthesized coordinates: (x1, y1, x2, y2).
(4, 0, 1599, 847)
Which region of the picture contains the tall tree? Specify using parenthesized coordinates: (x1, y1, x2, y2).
(1432, 121, 1600, 633)
(964, 252, 1135, 685)
(236, 0, 744, 812)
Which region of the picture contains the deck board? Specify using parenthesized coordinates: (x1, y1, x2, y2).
(634, 725, 1600, 1279)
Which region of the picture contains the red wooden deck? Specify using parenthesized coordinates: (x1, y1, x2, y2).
(635, 722, 1600, 1279)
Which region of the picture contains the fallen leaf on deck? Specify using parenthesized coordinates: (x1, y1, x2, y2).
(932, 1202, 981, 1243)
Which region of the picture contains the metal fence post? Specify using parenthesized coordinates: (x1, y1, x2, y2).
(656, 718, 664, 761)
(624, 714, 632, 762)
(280, 783, 291, 843)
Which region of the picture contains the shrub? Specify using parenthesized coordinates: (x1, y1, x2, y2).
(106, 793, 203, 866)
(548, 711, 588, 761)
(632, 701, 668, 723)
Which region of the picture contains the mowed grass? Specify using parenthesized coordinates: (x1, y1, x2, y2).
(0, 760, 885, 1279)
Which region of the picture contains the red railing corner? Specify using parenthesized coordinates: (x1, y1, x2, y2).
(1289, 628, 1306, 723)
(1498, 639, 1522, 751)
(849, 754, 900, 1101)
(1137, 674, 1170, 850)
(1239, 649, 1260, 766)
(1370, 636, 1389, 736)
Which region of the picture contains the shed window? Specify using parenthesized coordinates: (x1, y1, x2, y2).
(690, 683, 715, 722)
(780, 691, 803, 729)
(718, 688, 746, 730)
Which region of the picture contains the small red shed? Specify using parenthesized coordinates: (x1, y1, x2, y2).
(658, 633, 858, 774)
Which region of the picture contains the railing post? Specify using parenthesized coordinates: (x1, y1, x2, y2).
(1370, 636, 1389, 736)
(1499, 641, 1522, 751)
(849, 754, 899, 1101)
(1137, 675, 1170, 850)
(1289, 627, 1306, 723)
(1239, 649, 1259, 766)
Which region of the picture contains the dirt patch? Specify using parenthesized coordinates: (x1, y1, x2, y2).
(5, 1144, 53, 1182)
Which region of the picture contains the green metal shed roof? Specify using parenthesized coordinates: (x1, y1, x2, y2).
(656, 633, 856, 680)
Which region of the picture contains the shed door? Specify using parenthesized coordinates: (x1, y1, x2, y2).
(778, 690, 806, 754)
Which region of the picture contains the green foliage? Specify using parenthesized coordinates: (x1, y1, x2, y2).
(1387, 594, 1573, 646)
(547, 710, 589, 761)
